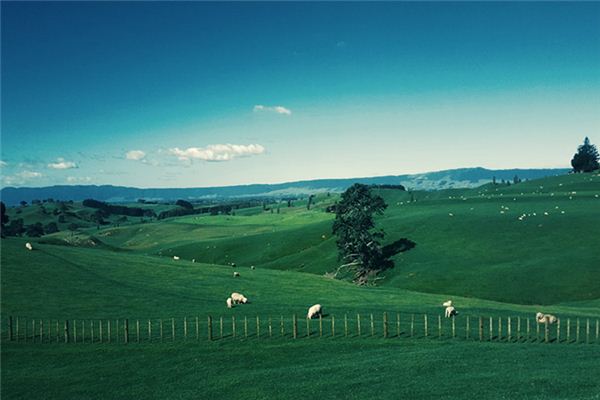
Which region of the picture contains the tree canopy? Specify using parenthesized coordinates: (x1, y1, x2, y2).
(332, 184, 388, 284)
(571, 137, 599, 173)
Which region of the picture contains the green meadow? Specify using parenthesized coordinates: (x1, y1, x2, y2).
(2, 173, 600, 399)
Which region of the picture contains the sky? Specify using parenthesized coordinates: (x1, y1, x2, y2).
(1, 2, 599, 188)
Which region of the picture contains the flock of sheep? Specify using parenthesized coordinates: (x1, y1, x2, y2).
(24, 243, 561, 325)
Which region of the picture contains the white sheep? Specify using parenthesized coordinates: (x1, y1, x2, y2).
(445, 306, 458, 318)
(307, 304, 322, 319)
(536, 312, 557, 324)
(233, 272, 240, 278)
(173, 256, 180, 261)
(231, 292, 248, 304)
(226, 297, 234, 308)
(250, 266, 256, 270)
(25, 242, 33, 251)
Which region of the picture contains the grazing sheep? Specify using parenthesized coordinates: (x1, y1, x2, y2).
(226, 297, 234, 308)
(231, 292, 248, 304)
(250, 266, 256, 270)
(445, 306, 458, 318)
(192, 259, 196, 263)
(230, 262, 236, 268)
(307, 304, 322, 319)
(173, 256, 180, 261)
(233, 272, 240, 278)
(25, 242, 33, 251)
(536, 312, 557, 324)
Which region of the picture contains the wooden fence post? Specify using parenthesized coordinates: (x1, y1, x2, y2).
(171, 318, 175, 342)
(16, 318, 20, 343)
(319, 315, 323, 338)
(345, 314, 348, 337)
(136, 320, 140, 343)
(269, 316, 272, 338)
(280, 316, 284, 337)
(207, 316, 213, 341)
(370, 314, 374, 337)
(256, 316, 260, 339)
(220, 317, 224, 339)
(586, 319, 590, 344)
(452, 317, 456, 339)
(576, 318, 580, 343)
(383, 313, 388, 339)
(184, 317, 188, 340)
(196, 317, 199, 341)
(80, 321, 83, 344)
(517, 317, 521, 342)
(397, 313, 400, 337)
(596, 319, 599, 343)
(424, 314, 428, 338)
(125, 319, 129, 344)
(498, 317, 502, 341)
(436, 315, 440, 339)
(8, 316, 13, 341)
(411, 314, 415, 337)
(40, 320, 44, 343)
(159, 319, 163, 342)
(545, 321, 549, 343)
(148, 320, 152, 342)
(94, 321, 97, 343)
(332, 316, 336, 338)
(357, 314, 362, 337)
(55, 320, 59, 343)
(489, 317, 493, 341)
(526, 318, 530, 341)
(293, 314, 298, 339)
(64, 320, 69, 343)
(244, 317, 248, 338)
(466, 316, 470, 340)
(567, 318, 571, 343)
(116, 320, 120, 343)
(232, 316, 236, 338)
(508, 317, 512, 342)
(557, 319, 561, 343)
(33, 320, 37, 343)
(479, 317, 483, 341)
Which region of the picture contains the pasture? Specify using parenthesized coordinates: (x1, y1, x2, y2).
(2, 173, 600, 399)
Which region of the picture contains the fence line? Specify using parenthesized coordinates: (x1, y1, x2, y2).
(3, 314, 598, 345)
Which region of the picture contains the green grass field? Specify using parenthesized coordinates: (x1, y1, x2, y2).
(2, 173, 600, 399)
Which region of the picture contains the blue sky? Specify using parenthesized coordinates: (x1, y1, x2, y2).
(1, 2, 599, 188)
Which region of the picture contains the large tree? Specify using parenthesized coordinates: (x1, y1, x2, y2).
(1, 202, 8, 237)
(571, 137, 599, 173)
(332, 184, 388, 284)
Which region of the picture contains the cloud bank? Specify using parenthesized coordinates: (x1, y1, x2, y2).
(169, 144, 265, 162)
(48, 158, 77, 170)
(253, 105, 292, 115)
(126, 150, 146, 161)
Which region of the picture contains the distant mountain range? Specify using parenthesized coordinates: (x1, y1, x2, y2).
(0, 167, 569, 206)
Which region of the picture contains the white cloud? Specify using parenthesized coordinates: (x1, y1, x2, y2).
(0, 160, 7, 168)
(169, 144, 265, 162)
(67, 176, 92, 183)
(253, 105, 292, 115)
(48, 158, 77, 170)
(126, 150, 146, 161)
(17, 170, 42, 179)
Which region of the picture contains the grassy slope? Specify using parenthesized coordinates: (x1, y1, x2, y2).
(46, 173, 600, 305)
(1, 237, 600, 400)
(3, 341, 600, 400)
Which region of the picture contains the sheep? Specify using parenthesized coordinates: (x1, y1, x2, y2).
(445, 306, 458, 318)
(536, 312, 557, 325)
(192, 259, 196, 263)
(250, 266, 256, 270)
(233, 272, 240, 278)
(226, 297, 234, 308)
(25, 242, 33, 251)
(173, 256, 180, 261)
(231, 292, 248, 304)
(307, 304, 322, 319)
